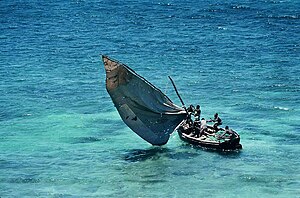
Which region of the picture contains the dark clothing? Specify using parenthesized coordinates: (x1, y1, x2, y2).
(214, 117, 222, 125)
(187, 106, 195, 114)
(194, 127, 200, 138)
(194, 109, 201, 121)
(186, 105, 195, 124)
(194, 109, 201, 117)
(213, 116, 222, 131)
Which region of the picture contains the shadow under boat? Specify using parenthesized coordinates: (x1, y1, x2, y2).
(124, 147, 201, 162)
(124, 147, 169, 162)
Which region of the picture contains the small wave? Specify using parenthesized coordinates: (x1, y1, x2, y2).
(6, 177, 40, 184)
(231, 5, 250, 10)
(275, 15, 299, 19)
(157, 2, 173, 6)
(272, 84, 286, 87)
(259, 14, 299, 20)
(218, 26, 227, 30)
(274, 106, 289, 111)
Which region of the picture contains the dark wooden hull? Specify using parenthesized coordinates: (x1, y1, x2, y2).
(177, 125, 242, 151)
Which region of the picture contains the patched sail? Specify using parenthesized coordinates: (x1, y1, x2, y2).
(102, 55, 187, 145)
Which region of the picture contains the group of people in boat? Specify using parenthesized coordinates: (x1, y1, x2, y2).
(185, 104, 235, 140)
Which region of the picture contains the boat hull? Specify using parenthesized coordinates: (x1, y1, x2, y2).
(177, 124, 242, 151)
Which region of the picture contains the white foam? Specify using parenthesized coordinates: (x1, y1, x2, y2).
(274, 106, 289, 111)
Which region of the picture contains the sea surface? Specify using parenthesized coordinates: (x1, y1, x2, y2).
(1, 0, 299, 197)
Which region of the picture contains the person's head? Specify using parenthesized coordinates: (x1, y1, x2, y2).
(214, 113, 218, 118)
(225, 126, 229, 130)
(201, 118, 205, 120)
(196, 105, 200, 109)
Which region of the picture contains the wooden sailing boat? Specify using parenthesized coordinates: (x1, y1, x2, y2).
(102, 55, 242, 150)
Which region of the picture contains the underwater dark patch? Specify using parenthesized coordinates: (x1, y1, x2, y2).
(275, 133, 300, 145)
(124, 147, 170, 162)
(166, 150, 199, 160)
(71, 136, 104, 144)
(172, 170, 199, 177)
(4, 177, 40, 184)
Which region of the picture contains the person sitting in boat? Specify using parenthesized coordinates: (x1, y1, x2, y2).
(219, 126, 235, 139)
(209, 113, 222, 131)
(194, 105, 201, 121)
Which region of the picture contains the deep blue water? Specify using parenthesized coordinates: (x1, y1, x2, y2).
(1, 0, 299, 197)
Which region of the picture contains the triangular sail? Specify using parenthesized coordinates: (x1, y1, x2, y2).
(102, 55, 187, 145)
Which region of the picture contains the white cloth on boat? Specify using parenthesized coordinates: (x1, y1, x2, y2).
(200, 119, 207, 129)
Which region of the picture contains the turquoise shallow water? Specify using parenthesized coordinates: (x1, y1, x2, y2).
(1, 0, 300, 197)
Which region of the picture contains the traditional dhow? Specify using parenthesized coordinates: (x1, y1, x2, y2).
(102, 55, 242, 150)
